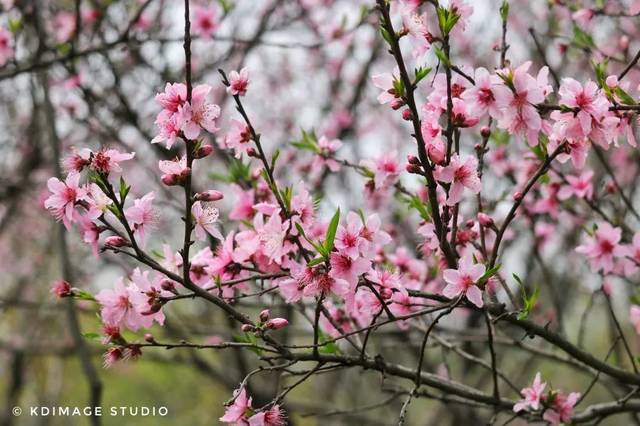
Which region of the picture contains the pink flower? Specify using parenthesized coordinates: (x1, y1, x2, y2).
(177, 84, 221, 140)
(152, 111, 182, 148)
(434, 155, 481, 206)
(543, 391, 580, 425)
(442, 254, 485, 308)
(0, 27, 14, 67)
(223, 119, 252, 158)
(372, 70, 401, 106)
(255, 211, 288, 264)
(264, 318, 288, 330)
(44, 171, 89, 229)
(52, 12, 76, 43)
(155, 82, 187, 113)
(329, 252, 370, 288)
(220, 388, 252, 424)
(557, 170, 593, 200)
(192, 5, 218, 39)
(513, 372, 547, 412)
(304, 271, 350, 298)
(159, 156, 190, 186)
(191, 201, 223, 241)
(227, 68, 250, 96)
(278, 262, 315, 302)
(335, 212, 365, 259)
(124, 192, 158, 246)
(461, 67, 507, 118)
(95, 278, 156, 331)
(313, 135, 343, 172)
(90, 149, 135, 175)
(558, 79, 608, 134)
(51, 280, 73, 298)
(248, 406, 285, 426)
(576, 222, 624, 273)
(229, 185, 255, 221)
(401, 9, 431, 59)
(361, 151, 401, 189)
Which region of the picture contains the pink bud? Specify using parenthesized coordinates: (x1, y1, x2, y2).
(478, 212, 494, 227)
(160, 279, 177, 294)
(259, 309, 270, 323)
(480, 126, 491, 139)
(51, 279, 73, 298)
(195, 190, 224, 202)
(605, 75, 618, 88)
(194, 144, 213, 159)
(161, 174, 180, 186)
(406, 163, 422, 174)
(241, 324, 255, 333)
(402, 108, 413, 121)
(104, 236, 130, 248)
(144, 333, 155, 343)
(390, 98, 404, 110)
(380, 287, 393, 300)
(265, 318, 289, 330)
(620, 35, 630, 50)
(406, 155, 420, 165)
(513, 191, 523, 201)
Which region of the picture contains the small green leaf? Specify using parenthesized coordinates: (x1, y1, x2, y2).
(8, 17, 22, 33)
(295, 223, 326, 257)
(414, 66, 432, 86)
(74, 289, 96, 302)
(81, 332, 101, 340)
(324, 208, 341, 254)
(499, 1, 509, 22)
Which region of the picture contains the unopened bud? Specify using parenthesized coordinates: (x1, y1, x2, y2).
(406, 163, 422, 174)
(478, 212, 494, 228)
(259, 309, 270, 323)
(104, 236, 130, 248)
(160, 279, 177, 294)
(144, 333, 155, 343)
(265, 318, 289, 330)
(195, 190, 224, 202)
(241, 324, 255, 333)
(380, 287, 393, 300)
(465, 219, 475, 229)
(194, 144, 213, 159)
(402, 108, 413, 121)
(480, 126, 491, 139)
(513, 191, 523, 201)
(161, 174, 180, 186)
(620, 35, 630, 50)
(406, 155, 420, 165)
(51, 280, 73, 298)
(247, 147, 258, 157)
(390, 98, 405, 110)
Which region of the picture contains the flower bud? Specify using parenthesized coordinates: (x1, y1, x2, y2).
(247, 147, 258, 157)
(51, 279, 73, 298)
(380, 287, 393, 300)
(390, 98, 405, 110)
(161, 174, 180, 186)
(480, 126, 491, 139)
(402, 108, 413, 121)
(259, 309, 270, 323)
(194, 144, 213, 159)
(103, 347, 122, 368)
(241, 324, 255, 333)
(406, 163, 422, 174)
(104, 236, 130, 248)
(195, 190, 224, 202)
(144, 333, 155, 343)
(160, 279, 177, 294)
(605, 75, 618, 88)
(465, 219, 475, 229)
(620, 35, 630, 50)
(513, 191, 523, 201)
(265, 318, 289, 330)
(478, 212, 494, 228)
(406, 155, 420, 165)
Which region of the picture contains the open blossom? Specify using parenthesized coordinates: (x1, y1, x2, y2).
(254, 211, 289, 264)
(248, 405, 285, 426)
(401, 8, 431, 59)
(329, 252, 370, 288)
(95, 278, 162, 331)
(442, 254, 485, 308)
(220, 388, 252, 424)
(513, 372, 546, 413)
(90, 149, 135, 175)
(313, 135, 343, 172)
(223, 119, 252, 158)
(335, 212, 365, 259)
(361, 151, 401, 189)
(227, 68, 250, 96)
(177, 84, 221, 139)
(576, 223, 624, 273)
(191, 201, 223, 241)
(0, 27, 14, 67)
(461, 67, 507, 118)
(124, 192, 158, 246)
(52, 11, 76, 43)
(155, 82, 187, 113)
(557, 170, 593, 200)
(543, 392, 580, 425)
(372, 69, 401, 106)
(192, 5, 218, 38)
(434, 154, 481, 206)
(44, 171, 89, 229)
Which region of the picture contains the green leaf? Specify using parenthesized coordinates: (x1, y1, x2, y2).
(414, 66, 432, 86)
(433, 47, 450, 67)
(295, 223, 326, 258)
(119, 176, 130, 203)
(233, 333, 262, 356)
(614, 87, 636, 105)
(572, 25, 595, 49)
(8, 17, 22, 33)
(499, 0, 509, 22)
(81, 332, 101, 340)
(324, 208, 341, 254)
(217, 0, 233, 13)
(74, 289, 96, 302)
(478, 264, 501, 287)
(307, 257, 325, 267)
(405, 194, 431, 221)
(318, 331, 339, 354)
